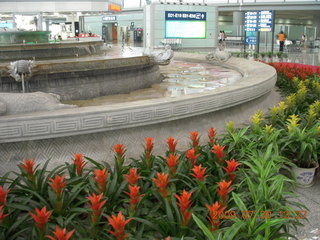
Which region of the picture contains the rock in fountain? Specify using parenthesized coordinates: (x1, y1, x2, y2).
(206, 48, 231, 63)
(143, 45, 174, 65)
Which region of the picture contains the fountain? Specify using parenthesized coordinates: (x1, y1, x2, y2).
(0, 40, 279, 175)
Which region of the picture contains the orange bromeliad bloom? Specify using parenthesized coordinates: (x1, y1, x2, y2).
(185, 148, 200, 166)
(191, 164, 207, 181)
(223, 159, 241, 181)
(0, 186, 10, 207)
(49, 175, 66, 198)
(206, 201, 226, 231)
(211, 144, 226, 164)
(144, 137, 154, 159)
(87, 193, 106, 224)
(113, 144, 126, 158)
(93, 168, 109, 193)
(207, 128, 217, 145)
(29, 206, 52, 231)
(0, 205, 8, 224)
(107, 211, 132, 240)
(175, 190, 193, 226)
(124, 168, 141, 185)
(189, 131, 200, 148)
(125, 185, 144, 208)
(217, 180, 232, 203)
(166, 154, 179, 174)
(46, 225, 75, 240)
(152, 172, 169, 198)
(166, 137, 178, 154)
(73, 153, 87, 176)
(19, 159, 37, 176)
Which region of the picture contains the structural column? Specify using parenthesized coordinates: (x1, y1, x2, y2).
(314, 15, 320, 39)
(233, 11, 244, 37)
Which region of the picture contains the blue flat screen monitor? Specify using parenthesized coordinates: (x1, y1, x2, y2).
(165, 20, 206, 39)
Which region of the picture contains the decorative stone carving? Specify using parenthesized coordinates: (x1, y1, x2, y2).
(144, 45, 174, 65)
(206, 49, 231, 63)
(0, 92, 76, 116)
(8, 60, 34, 82)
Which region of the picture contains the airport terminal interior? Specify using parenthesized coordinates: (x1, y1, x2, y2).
(0, 0, 319, 239)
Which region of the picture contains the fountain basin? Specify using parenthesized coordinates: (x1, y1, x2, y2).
(0, 56, 161, 100)
(0, 55, 278, 175)
(0, 40, 104, 61)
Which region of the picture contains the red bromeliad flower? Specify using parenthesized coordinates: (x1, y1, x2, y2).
(144, 137, 154, 159)
(107, 211, 132, 240)
(217, 180, 232, 203)
(19, 159, 37, 176)
(87, 193, 106, 224)
(113, 144, 126, 158)
(0, 186, 10, 207)
(206, 201, 226, 231)
(0, 205, 8, 224)
(73, 153, 87, 176)
(223, 159, 241, 181)
(211, 144, 226, 164)
(166, 154, 179, 174)
(189, 131, 200, 148)
(166, 137, 178, 154)
(49, 175, 66, 198)
(29, 207, 52, 231)
(175, 190, 193, 226)
(46, 226, 75, 240)
(125, 185, 144, 208)
(207, 128, 216, 145)
(152, 172, 169, 198)
(191, 164, 207, 181)
(185, 148, 200, 166)
(124, 168, 141, 185)
(93, 168, 109, 193)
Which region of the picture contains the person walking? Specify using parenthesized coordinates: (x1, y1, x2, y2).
(301, 33, 307, 50)
(278, 31, 285, 52)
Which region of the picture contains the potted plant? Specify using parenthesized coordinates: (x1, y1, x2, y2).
(253, 52, 259, 61)
(280, 115, 319, 187)
(267, 51, 273, 62)
(260, 52, 266, 61)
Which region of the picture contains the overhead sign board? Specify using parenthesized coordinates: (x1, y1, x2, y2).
(165, 11, 206, 21)
(258, 10, 273, 32)
(245, 10, 273, 32)
(102, 16, 117, 21)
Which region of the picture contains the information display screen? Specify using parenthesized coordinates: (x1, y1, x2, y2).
(165, 11, 206, 39)
(244, 10, 273, 32)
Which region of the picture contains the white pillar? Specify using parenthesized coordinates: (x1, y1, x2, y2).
(233, 11, 244, 36)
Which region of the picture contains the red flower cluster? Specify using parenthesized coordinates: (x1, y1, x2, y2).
(0, 186, 9, 207)
(217, 180, 232, 204)
(175, 190, 193, 226)
(224, 159, 241, 181)
(269, 62, 320, 80)
(87, 193, 106, 224)
(144, 137, 154, 160)
(166, 154, 179, 174)
(186, 148, 200, 166)
(73, 153, 87, 176)
(49, 175, 66, 198)
(166, 137, 178, 154)
(211, 144, 226, 164)
(46, 225, 75, 240)
(125, 185, 144, 209)
(29, 206, 52, 231)
(107, 211, 132, 240)
(19, 159, 37, 177)
(93, 168, 109, 193)
(189, 131, 200, 148)
(124, 168, 141, 185)
(152, 172, 169, 198)
(207, 128, 216, 145)
(191, 164, 207, 181)
(206, 201, 225, 231)
(113, 144, 126, 158)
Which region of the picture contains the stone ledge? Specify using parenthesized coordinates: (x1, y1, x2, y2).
(0, 56, 276, 143)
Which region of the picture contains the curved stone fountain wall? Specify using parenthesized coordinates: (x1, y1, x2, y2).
(0, 41, 104, 61)
(0, 56, 161, 100)
(0, 54, 279, 175)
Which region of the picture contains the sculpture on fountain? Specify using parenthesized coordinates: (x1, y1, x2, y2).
(0, 92, 76, 116)
(206, 48, 231, 63)
(144, 45, 174, 65)
(8, 60, 34, 93)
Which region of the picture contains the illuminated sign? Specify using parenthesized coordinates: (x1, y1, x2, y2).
(0, 22, 13, 28)
(258, 10, 273, 32)
(103, 16, 117, 21)
(165, 11, 206, 39)
(245, 10, 273, 32)
(109, 3, 121, 12)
